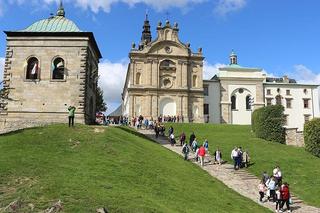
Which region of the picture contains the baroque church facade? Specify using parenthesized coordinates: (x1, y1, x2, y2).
(122, 16, 204, 122)
(122, 18, 319, 131)
(0, 3, 101, 129)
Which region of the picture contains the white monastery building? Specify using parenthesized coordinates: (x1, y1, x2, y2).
(204, 52, 320, 131)
(122, 17, 320, 131)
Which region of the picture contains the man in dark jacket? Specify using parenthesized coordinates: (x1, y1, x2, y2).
(189, 132, 196, 147)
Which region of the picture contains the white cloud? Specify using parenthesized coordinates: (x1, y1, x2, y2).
(0, 57, 4, 85)
(5, 0, 206, 14)
(214, 0, 246, 16)
(98, 59, 128, 113)
(203, 61, 225, 80)
(286, 65, 320, 85)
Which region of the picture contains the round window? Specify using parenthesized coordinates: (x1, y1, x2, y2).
(165, 46, 171, 53)
(239, 88, 244, 94)
(163, 79, 171, 87)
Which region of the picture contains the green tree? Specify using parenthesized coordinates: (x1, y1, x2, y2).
(304, 118, 320, 157)
(96, 86, 107, 112)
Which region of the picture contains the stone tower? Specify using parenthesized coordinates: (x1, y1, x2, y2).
(122, 19, 204, 122)
(0, 2, 102, 130)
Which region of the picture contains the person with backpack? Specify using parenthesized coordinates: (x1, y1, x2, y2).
(203, 139, 209, 152)
(279, 182, 291, 213)
(182, 143, 190, 160)
(180, 132, 186, 146)
(191, 138, 198, 152)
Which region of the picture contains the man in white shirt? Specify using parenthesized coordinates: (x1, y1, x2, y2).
(231, 147, 238, 170)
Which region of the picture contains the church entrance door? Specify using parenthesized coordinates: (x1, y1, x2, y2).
(160, 98, 176, 116)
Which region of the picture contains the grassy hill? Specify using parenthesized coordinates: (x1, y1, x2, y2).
(164, 123, 320, 207)
(0, 125, 270, 212)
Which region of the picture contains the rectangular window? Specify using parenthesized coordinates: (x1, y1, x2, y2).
(286, 99, 292, 108)
(266, 98, 272, 106)
(267, 89, 271, 95)
(286, 89, 291, 95)
(204, 85, 209, 96)
(304, 115, 310, 123)
(284, 115, 288, 126)
(204, 104, 209, 115)
(304, 99, 310, 108)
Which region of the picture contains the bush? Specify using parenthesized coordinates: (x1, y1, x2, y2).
(304, 118, 320, 157)
(252, 105, 285, 144)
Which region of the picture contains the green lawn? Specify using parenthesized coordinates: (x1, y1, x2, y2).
(164, 123, 320, 207)
(0, 125, 270, 212)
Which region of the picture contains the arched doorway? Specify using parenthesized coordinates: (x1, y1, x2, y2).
(160, 97, 176, 116)
(230, 88, 253, 125)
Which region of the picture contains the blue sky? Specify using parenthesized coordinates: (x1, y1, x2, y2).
(1, 0, 320, 113)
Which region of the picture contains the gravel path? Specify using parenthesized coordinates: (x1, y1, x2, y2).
(138, 129, 320, 213)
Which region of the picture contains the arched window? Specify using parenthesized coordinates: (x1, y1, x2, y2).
(231, 95, 236, 110)
(52, 57, 65, 80)
(26, 57, 39, 80)
(276, 95, 282, 105)
(136, 72, 141, 85)
(246, 95, 251, 110)
(192, 75, 198, 87)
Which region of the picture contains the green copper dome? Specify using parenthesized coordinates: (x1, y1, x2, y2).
(21, 2, 81, 33)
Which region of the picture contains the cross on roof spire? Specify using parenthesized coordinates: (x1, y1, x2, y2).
(56, 0, 65, 17)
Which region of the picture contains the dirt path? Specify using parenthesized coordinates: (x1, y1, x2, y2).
(138, 129, 320, 213)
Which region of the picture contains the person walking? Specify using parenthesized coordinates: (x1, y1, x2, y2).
(273, 166, 282, 186)
(180, 132, 186, 146)
(213, 148, 222, 165)
(154, 123, 160, 138)
(191, 138, 198, 152)
(169, 133, 176, 146)
(189, 132, 196, 147)
(231, 147, 238, 170)
(275, 189, 282, 213)
(279, 182, 291, 213)
(262, 171, 269, 185)
(198, 145, 206, 166)
(242, 150, 250, 168)
(203, 139, 209, 152)
(266, 176, 277, 202)
(258, 180, 266, 203)
(182, 143, 190, 160)
(68, 106, 76, 127)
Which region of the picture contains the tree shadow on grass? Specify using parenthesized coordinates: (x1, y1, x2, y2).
(116, 126, 159, 144)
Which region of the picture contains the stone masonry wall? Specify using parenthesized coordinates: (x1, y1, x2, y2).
(285, 128, 305, 147)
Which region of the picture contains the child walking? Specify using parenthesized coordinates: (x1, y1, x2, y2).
(258, 180, 266, 203)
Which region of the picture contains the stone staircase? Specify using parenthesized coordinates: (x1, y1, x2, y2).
(138, 129, 320, 213)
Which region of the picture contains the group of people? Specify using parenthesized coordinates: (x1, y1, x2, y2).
(259, 167, 291, 212)
(230, 146, 250, 170)
(165, 127, 224, 167)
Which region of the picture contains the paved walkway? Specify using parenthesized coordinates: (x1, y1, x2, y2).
(138, 129, 320, 213)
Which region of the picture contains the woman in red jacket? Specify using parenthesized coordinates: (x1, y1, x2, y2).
(279, 182, 291, 213)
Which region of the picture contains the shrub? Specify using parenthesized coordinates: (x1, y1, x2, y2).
(304, 118, 320, 157)
(252, 105, 285, 144)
